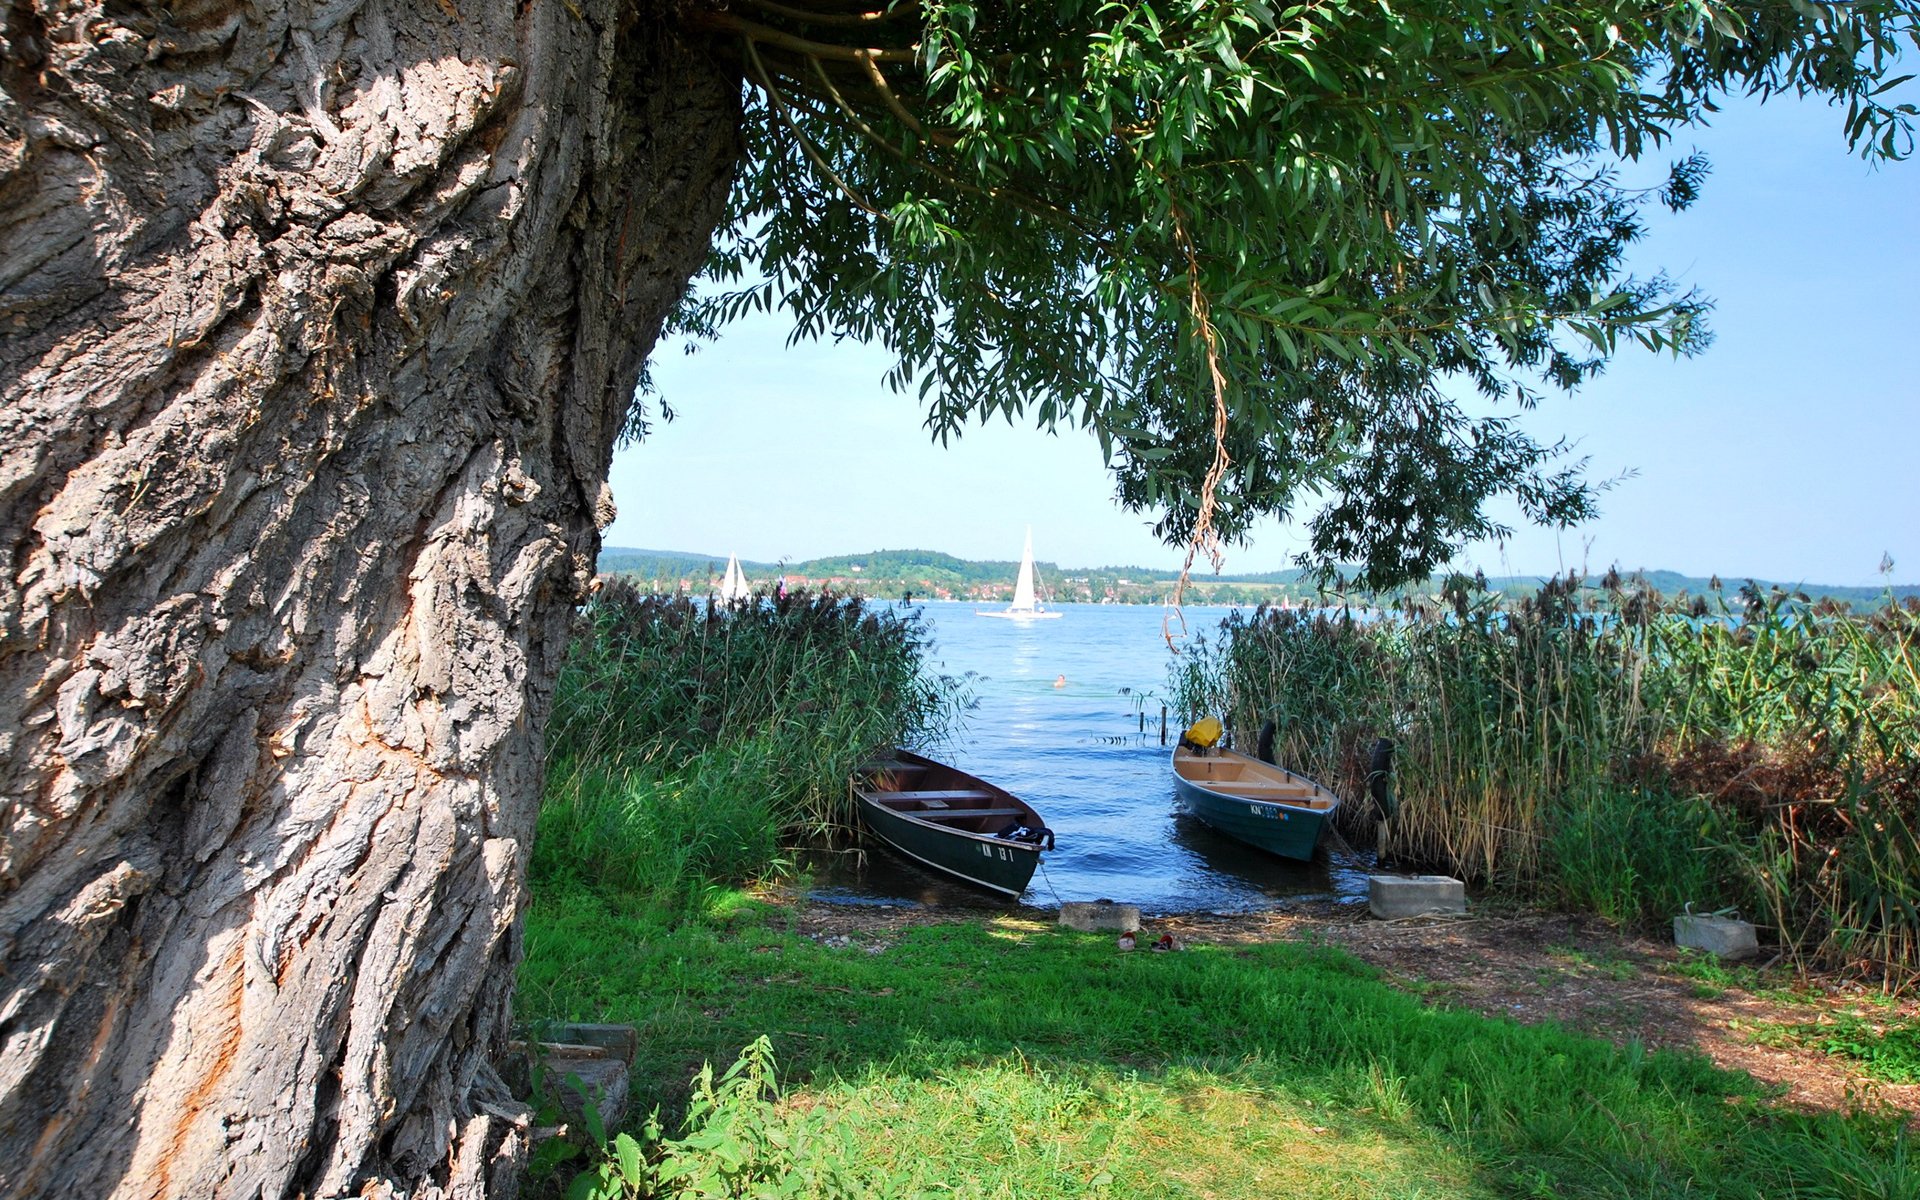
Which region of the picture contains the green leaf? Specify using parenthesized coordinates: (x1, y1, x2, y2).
(614, 1132, 644, 1185)
(565, 1163, 618, 1200)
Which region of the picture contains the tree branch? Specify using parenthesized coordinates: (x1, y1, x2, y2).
(693, 10, 919, 63)
(744, 39, 886, 217)
(854, 46, 931, 139)
(742, 0, 912, 28)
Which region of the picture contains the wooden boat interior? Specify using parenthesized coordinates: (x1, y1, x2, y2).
(1174, 748, 1336, 809)
(855, 756, 1038, 835)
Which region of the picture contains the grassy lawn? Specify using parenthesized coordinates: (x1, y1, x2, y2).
(519, 891, 1916, 1199)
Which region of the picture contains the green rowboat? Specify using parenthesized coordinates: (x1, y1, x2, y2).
(1171, 743, 1340, 861)
(852, 749, 1052, 898)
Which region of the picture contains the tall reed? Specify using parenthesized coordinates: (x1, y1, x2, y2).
(1174, 578, 1920, 982)
(535, 581, 967, 906)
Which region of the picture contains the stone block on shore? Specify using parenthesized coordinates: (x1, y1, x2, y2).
(1673, 914, 1759, 960)
(1368, 874, 1467, 919)
(1060, 900, 1141, 932)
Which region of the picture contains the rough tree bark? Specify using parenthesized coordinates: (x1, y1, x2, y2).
(0, 0, 739, 1193)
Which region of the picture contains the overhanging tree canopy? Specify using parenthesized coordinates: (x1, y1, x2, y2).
(684, 0, 1916, 587)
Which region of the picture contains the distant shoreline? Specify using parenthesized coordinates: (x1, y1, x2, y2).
(598, 545, 1918, 609)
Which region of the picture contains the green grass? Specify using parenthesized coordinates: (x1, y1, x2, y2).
(533, 750, 785, 918)
(1667, 948, 1831, 1004)
(1741, 1013, 1920, 1086)
(519, 895, 1918, 1199)
(1541, 942, 1640, 983)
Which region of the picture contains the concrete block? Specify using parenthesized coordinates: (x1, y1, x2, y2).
(546, 1055, 631, 1131)
(1368, 874, 1467, 919)
(1673, 914, 1758, 960)
(1059, 900, 1141, 932)
(501, 1022, 639, 1133)
(533, 1022, 639, 1062)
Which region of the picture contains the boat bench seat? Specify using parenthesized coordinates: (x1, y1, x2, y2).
(875, 788, 998, 804)
(914, 807, 1027, 821)
(1217, 784, 1322, 801)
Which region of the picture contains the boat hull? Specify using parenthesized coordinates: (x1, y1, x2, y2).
(853, 750, 1048, 898)
(1173, 776, 1329, 859)
(1171, 747, 1339, 861)
(859, 797, 1042, 896)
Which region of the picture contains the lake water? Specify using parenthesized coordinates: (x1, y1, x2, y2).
(805, 600, 1374, 914)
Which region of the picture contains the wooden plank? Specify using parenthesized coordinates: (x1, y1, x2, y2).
(1212, 778, 1315, 791)
(856, 759, 923, 774)
(874, 788, 997, 803)
(1210, 785, 1326, 803)
(913, 807, 1026, 821)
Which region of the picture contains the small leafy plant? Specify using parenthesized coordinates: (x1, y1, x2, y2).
(558, 1037, 913, 1200)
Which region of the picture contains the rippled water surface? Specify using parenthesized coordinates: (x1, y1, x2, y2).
(805, 601, 1372, 913)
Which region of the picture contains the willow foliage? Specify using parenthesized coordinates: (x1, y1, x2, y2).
(678, 0, 1915, 587)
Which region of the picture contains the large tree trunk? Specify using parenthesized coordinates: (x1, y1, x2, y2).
(0, 0, 739, 1193)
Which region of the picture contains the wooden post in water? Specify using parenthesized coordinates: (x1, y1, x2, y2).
(1160, 704, 1167, 745)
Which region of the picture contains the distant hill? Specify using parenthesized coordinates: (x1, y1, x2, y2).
(598, 547, 1917, 608)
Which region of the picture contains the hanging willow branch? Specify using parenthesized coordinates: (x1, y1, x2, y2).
(1162, 200, 1234, 653)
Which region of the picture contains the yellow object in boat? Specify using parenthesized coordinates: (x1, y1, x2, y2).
(1182, 716, 1224, 749)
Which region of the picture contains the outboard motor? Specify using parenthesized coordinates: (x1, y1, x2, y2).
(1255, 719, 1279, 765)
(995, 819, 1057, 851)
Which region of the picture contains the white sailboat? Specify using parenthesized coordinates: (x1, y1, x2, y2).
(978, 528, 1063, 620)
(717, 555, 751, 604)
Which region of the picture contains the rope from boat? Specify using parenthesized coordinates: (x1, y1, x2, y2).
(1323, 822, 1360, 862)
(1036, 857, 1066, 909)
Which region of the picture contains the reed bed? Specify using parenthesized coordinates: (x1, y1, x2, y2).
(1173, 577, 1920, 982)
(535, 581, 966, 907)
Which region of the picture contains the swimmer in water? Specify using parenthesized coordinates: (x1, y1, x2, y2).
(1053, 674, 1067, 688)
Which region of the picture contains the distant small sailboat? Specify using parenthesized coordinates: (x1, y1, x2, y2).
(718, 554, 751, 604)
(978, 528, 1063, 620)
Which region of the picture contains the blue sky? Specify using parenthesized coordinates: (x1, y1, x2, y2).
(608, 93, 1918, 587)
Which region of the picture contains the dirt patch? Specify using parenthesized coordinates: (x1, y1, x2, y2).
(780, 892, 1920, 1123)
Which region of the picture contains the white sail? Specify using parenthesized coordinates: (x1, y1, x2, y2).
(978, 526, 1062, 619)
(719, 555, 750, 603)
(1010, 528, 1039, 611)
